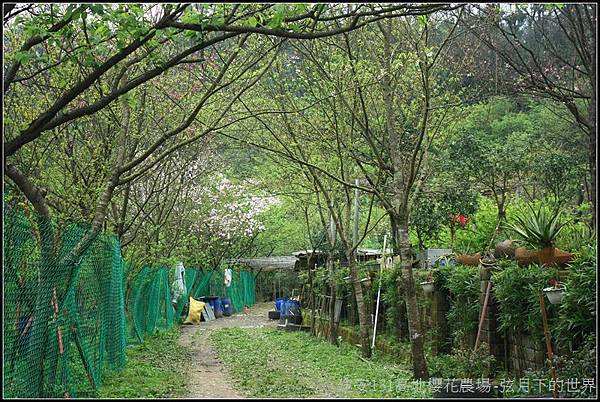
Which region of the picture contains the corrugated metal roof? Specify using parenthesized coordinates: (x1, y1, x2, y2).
(230, 256, 298, 271)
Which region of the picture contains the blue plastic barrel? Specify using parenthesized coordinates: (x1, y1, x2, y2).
(213, 298, 223, 317)
(280, 300, 302, 324)
(284, 300, 301, 315)
(275, 297, 288, 313)
(221, 298, 233, 316)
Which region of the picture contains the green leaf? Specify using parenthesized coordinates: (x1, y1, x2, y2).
(210, 14, 225, 26)
(247, 16, 258, 28)
(268, 14, 283, 29)
(126, 94, 136, 109)
(88, 4, 105, 15)
(95, 23, 110, 38)
(65, 4, 76, 19)
(268, 4, 286, 29)
(295, 4, 309, 14)
(130, 4, 143, 15)
(14, 50, 33, 64)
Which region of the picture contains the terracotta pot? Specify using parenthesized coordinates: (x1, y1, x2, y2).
(537, 247, 574, 267)
(456, 253, 481, 266)
(552, 248, 574, 267)
(494, 239, 517, 259)
(515, 247, 538, 266)
(537, 247, 556, 266)
(515, 247, 574, 267)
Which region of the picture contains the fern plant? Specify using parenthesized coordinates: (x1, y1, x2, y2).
(504, 204, 568, 249)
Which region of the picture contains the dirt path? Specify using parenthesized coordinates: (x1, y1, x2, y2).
(178, 302, 276, 399)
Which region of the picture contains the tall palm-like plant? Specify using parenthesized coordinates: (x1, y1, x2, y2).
(504, 204, 568, 250)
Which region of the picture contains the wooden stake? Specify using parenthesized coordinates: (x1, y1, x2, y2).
(52, 288, 71, 399)
(539, 290, 558, 399)
(474, 280, 492, 351)
(70, 324, 96, 392)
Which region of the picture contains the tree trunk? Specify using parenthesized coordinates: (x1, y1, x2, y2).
(308, 255, 317, 336)
(588, 92, 596, 232)
(497, 200, 506, 225)
(390, 214, 399, 254)
(350, 285, 356, 327)
(397, 212, 429, 379)
(587, 7, 596, 232)
(348, 254, 371, 358)
(59, 178, 117, 268)
(396, 282, 409, 341)
(26, 215, 58, 396)
(4, 165, 63, 396)
(327, 254, 337, 344)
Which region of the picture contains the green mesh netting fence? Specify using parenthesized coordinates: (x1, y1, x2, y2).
(128, 266, 176, 343)
(4, 202, 256, 398)
(170, 268, 256, 320)
(128, 266, 257, 342)
(4, 203, 126, 398)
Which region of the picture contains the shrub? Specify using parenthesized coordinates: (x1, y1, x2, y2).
(381, 265, 403, 334)
(554, 335, 597, 398)
(428, 342, 496, 378)
(503, 204, 567, 249)
(434, 264, 480, 347)
(492, 261, 558, 343)
(554, 255, 596, 352)
(435, 197, 499, 254)
(555, 220, 596, 253)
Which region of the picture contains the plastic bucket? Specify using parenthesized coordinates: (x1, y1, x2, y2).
(222, 298, 233, 316)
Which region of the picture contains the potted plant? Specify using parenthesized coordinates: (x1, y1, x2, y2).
(494, 239, 517, 259)
(504, 204, 572, 267)
(420, 271, 435, 295)
(454, 241, 480, 266)
(543, 279, 566, 305)
(455, 252, 481, 266)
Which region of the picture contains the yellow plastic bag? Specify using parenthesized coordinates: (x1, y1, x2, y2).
(183, 297, 205, 325)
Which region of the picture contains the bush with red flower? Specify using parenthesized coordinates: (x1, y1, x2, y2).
(449, 213, 472, 227)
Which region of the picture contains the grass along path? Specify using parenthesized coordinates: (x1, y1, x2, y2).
(98, 328, 191, 398)
(210, 327, 433, 398)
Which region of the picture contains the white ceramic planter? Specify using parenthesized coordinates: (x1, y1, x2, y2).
(543, 286, 565, 305)
(421, 281, 435, 295)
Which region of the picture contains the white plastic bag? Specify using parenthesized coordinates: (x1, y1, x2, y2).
(171, 261, 186, 304)
(224, 268, 232, 288)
